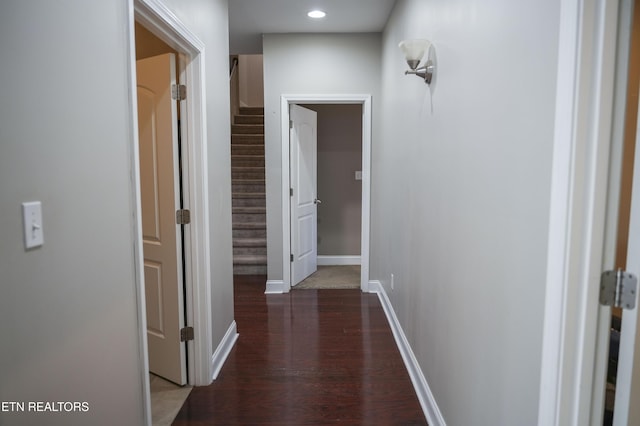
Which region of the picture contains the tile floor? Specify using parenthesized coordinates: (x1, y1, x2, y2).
(294, 265, 361, 289)
(149, 373, 191, 426)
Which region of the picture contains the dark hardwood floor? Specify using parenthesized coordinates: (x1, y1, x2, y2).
(173, 275, 427, 425)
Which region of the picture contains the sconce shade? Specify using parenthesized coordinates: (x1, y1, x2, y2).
(399, 39, 436, 86)
(399, 39, 431, 68)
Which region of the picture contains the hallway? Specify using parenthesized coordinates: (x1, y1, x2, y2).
(172, 275, 427, 425)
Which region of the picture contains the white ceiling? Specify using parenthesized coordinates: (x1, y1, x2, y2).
(228, 0, 398, 54)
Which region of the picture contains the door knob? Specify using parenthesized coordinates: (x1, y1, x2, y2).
(314, 199, 322, 204)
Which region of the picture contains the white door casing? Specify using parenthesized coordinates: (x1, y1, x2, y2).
(590, 0, 636, 423)
(290, 104, 318, 286)
(129, 4, 216, 424)
(277, 95, 372, 294)
(137, 53, 186, 385)
(537, 0, 633, 424)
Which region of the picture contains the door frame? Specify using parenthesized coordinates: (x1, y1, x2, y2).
(537, 0, 631, 425)
(280, 94, 372, 293)
(126, 0, 213, 419)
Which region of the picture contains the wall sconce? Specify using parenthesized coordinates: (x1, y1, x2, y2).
(399, 39, 436, 85)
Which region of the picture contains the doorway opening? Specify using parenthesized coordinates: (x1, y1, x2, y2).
(128, 0, 214, 423)
(135, 21, 188, 387)
(134, 19, 192, 424)
(280, 95, 372, 293)
(230, 54, 266, 275)
(293, 103, 363, 290)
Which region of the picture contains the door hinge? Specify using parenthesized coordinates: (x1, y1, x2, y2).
(290, 188, 293, 197)
(289, 120, 293, 129)
(172, 84, 187, 101)
(176, 209, 191, 225)
(600, 269, 638, 310)
(180, 326, 194, 342)
(290, 254, 294, 262)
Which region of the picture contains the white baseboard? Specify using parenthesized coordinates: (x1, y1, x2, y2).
(210, 321, 239, 381)
(367, 279, 382, 293)
(265, 280, 285, 294)
(368, 280, 446, 426)
(317, 255, 361, 266)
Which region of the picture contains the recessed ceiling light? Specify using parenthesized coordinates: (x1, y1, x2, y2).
(307, 10, 326, 19)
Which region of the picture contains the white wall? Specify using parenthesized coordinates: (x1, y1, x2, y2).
(239, 54, 264, 107)
(0, 2, 145, 424)
(373, 0, 560, 424)
(263, 33, 380, 280)
(0, 1, 233, 425)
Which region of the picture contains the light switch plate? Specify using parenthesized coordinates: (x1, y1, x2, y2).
(355, 171, 362, 181)
(22, 201, 44, 249)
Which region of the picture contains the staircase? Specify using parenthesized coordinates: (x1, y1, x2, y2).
(231, 107, 267, 275)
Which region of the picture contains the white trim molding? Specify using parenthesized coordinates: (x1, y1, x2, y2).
(280, 94, 372, 293)
(211, 321, 239, 380)
(125, 1, 151, 423)
(265, 280, 286, 294)
(317, 255, 361, 266)
(538, 0, 623, 425)
(131, 0, 213, 393)
(368, 280, 446, 426)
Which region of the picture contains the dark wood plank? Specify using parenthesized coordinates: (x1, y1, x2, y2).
(172, 275, 428, 425)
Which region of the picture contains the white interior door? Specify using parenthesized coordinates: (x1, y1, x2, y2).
(137, 53, 186, 385)
(612, 86, 640, 425)
(290, 104, 318, 286)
